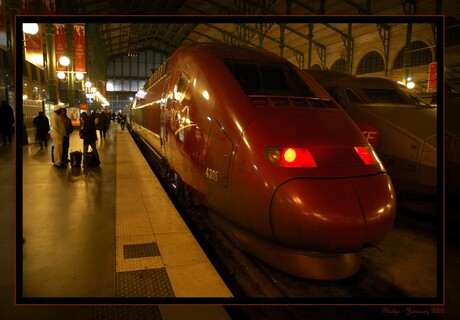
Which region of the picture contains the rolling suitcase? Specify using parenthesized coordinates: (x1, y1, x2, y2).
(86, 147, 100, 167)
(70, 151, 83, 167)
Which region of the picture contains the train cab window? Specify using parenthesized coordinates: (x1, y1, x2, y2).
(345, 88, 362, 103)
(406, 92, 431, 107)
(224, 59, 313, 97)
(326, 89, 340, 103)
(175, 74, 189, 101)
(360, 88, 406, 104)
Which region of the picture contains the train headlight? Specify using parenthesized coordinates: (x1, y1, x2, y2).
(283, 148, 297, 163)
(265, 147, 317, 168)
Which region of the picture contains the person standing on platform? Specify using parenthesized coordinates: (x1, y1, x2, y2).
(50, 105, 67, 168)
(61, 108, 73, 162)
(119, 113, 126, 131)
(32, 111, 50, 150)
(0, 100, 15, 146)
(79, 112, 100, 167)
(98, 109, 109, 139)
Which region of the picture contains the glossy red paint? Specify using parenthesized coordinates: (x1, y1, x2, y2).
(130, 43, 397, 279)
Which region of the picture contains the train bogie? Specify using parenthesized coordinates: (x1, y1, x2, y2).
(130, 44, 396, 280)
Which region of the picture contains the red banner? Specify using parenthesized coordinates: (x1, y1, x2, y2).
(73, 24, 86, 73)
(54, 24, 66, 71)
(100, 81, 106, 97)
(427, 62, 437, 93)
(20, 0, 34, 14)
(42, 0, 56, 15)
(24, 25, 44, 69)
(21, 0, 56, 14)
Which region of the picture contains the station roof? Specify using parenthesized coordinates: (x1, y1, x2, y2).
(54, 0, 447, 64)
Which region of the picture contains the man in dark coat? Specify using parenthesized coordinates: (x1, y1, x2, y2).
(0, 100, 15, 145)
(98, 109, 109, 139)
(79, 112, 100, 167)
(32, 111, 50, 149)
(61, 108, 73, 162)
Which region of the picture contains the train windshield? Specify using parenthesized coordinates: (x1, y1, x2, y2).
(224, 59, 313, 97)
(359, 88, 408, 104)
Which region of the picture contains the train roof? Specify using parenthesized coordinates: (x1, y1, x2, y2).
(303, 69, 356, 82)
(178, 42, 287, 62)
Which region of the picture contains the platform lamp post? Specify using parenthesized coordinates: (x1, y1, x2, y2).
(84, 80, 92, 114)
(90, 86, 98, 112)
(56, 55, 86, 107)
(22, 23, 40, 145)
(84, 81, 97, 114)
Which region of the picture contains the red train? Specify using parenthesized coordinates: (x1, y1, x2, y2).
(129, 43, 396, 280)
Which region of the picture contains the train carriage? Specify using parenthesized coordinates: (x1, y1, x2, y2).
(130, 43, 396, 280)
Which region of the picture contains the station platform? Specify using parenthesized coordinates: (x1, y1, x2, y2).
(3, 122, 233, 319)
(2, 119, 460, 319)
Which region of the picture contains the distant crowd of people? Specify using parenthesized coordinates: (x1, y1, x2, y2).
(29, 106, 128, 169)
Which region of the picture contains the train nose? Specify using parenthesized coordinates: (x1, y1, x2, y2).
(270, 173, 396, 253)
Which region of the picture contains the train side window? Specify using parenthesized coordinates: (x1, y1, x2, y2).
(174, 74, 189, 102)
(326, 89, 340, 103)
(345, 88, 362, 103)
(177, 75, 188, 94)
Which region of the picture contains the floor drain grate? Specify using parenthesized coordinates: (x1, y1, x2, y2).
(123, 242, 160, 259)
(116, 268, 175, 297)
(90, 305, 163, 320)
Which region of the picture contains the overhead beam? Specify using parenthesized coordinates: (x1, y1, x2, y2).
(377, 23, 390, 75)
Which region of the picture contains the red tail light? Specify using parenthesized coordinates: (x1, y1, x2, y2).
(265, 147, 317, 168)
(354, 146, 379, 165)
(266, 145, 380, 168)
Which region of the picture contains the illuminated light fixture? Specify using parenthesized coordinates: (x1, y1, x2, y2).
(23, 23, 39, 35)
(75, 72, 84, 81)
(265, 147, 317, 168)
(23, 95, 28, 100)
(57, 71, 66, 80)
(406, 81, 415, 89)
(59, 56, 70, 67)
(202, 90, 210, 100)
(91, 87, 97, 93)
(85, 81, 92, 89)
